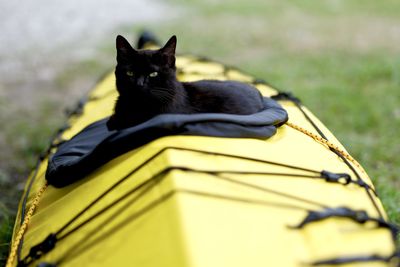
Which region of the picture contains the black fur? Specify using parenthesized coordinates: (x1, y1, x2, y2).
(107, 35, 264, 130)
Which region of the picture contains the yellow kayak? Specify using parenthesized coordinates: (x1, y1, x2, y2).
(7, 35, 398, 267)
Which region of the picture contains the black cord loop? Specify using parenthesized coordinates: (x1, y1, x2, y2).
(17, 234, 57, 267)
(289, 206, 400, 242)
(320, 171, 351, 185)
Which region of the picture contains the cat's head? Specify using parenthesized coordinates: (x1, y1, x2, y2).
(114, 35, 178, 101)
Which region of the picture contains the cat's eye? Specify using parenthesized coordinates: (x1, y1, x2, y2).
(126, 71, 134, 77)
(149, 72, 158, 78)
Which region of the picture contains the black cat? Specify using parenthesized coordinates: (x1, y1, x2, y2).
(107, 35, 264, 130)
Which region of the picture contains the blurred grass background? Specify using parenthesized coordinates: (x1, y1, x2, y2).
(1, 0, 399, 263)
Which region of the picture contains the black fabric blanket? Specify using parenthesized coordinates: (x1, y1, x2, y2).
(46, 98, 288, 187)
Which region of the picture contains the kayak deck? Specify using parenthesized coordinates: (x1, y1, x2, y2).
(9, 54, 396, 267)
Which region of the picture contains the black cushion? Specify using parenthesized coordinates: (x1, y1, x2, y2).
(46, 98, 288, 187)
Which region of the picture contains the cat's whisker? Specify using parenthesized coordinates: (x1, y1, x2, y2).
(151, 87, 174, 95)
(150, 93, 172, 104)
(150, 87, 175, 103)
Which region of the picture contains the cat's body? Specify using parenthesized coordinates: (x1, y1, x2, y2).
(107, 35, 264, 130)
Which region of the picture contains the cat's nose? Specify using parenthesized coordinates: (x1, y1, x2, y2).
(136, 76, 145, 87)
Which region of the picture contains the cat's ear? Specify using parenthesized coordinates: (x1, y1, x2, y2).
(159, 35, 176, 67)
(116, 35, 136, 62)
(160, 35, 177, 56)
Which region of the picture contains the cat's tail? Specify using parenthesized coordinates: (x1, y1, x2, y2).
(137, 31, 160, 49)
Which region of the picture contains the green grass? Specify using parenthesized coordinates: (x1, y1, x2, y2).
(0, 212, 14, 264)
(1, 0, 399, 263)
(171, 0, 400, 18)
(0, 172, 17, 264)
